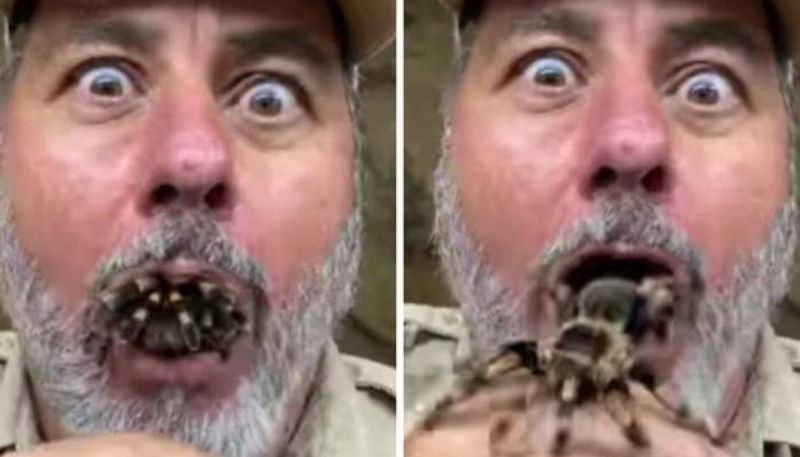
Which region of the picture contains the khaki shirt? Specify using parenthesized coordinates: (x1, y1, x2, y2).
(0, 331, 396, 457)
(405, 303, 800, 457)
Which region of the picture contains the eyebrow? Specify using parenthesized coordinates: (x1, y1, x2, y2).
(665, 19, 767, 63)
(224, 29, 339, 75)
(54, 18, 163, 58)
(506, 8, 600, 45)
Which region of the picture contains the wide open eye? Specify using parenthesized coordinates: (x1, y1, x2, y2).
(237, 78, 302, 125)
(675, 70, 740, 113)
(521, 55, 580, 92)
(76, 65, 138, 104)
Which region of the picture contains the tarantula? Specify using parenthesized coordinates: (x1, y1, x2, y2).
(484, 275, 724, 454)
(92, 273, 249, 360)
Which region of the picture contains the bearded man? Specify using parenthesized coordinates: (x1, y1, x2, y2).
(405, 0, 800, 456)
(0, 0, 395, 456)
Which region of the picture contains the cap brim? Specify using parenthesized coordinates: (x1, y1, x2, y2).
(340, 0, 396, 61)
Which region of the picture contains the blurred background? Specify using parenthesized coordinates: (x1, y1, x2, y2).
(337, 47, 397, 365)
(403, 0, 800, 340)
(405, 0, 453, 309)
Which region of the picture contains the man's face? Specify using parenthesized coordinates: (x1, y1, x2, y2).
(437, 0, 796, 406)
(448, 0, 790, 295)
(5, 0, 354, 313)
(0, 0, 360, 454)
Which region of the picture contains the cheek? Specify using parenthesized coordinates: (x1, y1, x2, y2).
(232, 127, 355, 304)
(449, 96, 587, 291)
(2, 113, 145, 306)
(670, 126, 790, 289)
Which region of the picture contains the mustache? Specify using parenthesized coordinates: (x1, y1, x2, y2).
(91, 211, 267, 296)
(536, 192, 705, 290)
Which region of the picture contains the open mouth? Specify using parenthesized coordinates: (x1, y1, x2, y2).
(544, 243, 696, 338)
(95, 259, 254, 360)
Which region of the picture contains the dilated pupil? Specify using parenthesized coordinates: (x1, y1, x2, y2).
(91, 76, 124, 97)
(250, 91, 283, 116)
(689, 83, 719, 105)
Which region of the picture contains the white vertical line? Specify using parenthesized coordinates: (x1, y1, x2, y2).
(395, 0, 405, 453)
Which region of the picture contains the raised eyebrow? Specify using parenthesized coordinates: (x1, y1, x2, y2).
(223, 29, 339, 76)
(55, 18, 162, 57)
(506, 7, 600, 45)
(664, 19, 769, 64)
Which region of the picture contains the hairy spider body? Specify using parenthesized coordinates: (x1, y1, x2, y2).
(480, 275, 728, 454)
(417, 274, 726, 453)
(93, 274, 249, 360)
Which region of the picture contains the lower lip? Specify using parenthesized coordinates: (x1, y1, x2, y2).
(106, 337, 251, 406)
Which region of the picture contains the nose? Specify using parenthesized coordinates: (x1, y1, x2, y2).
(581, 79, 672, 199)
(139, 92, 234, 218)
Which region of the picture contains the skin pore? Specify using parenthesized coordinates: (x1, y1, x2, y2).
(0, 1, 362, 456)
(409, 0, 796, 455)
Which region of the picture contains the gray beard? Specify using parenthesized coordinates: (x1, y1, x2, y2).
(0, 195, 362, 457)
(433, 153, 797, 424)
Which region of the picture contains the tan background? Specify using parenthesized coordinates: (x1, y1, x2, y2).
(403, 0, 800, 340)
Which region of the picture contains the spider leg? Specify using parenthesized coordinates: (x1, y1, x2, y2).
(177, 306, 201, 352)
(552, 377, 579, 455)
(484, 351, 527, 380)
(200, 307, 215, 331)
(552, 399, 575, 455)
(603, 381, 649, 448)
(214, 303, 239, 359)
(118, 305, 149, 344)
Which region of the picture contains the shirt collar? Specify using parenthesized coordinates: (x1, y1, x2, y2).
(0, 332, 40, 452)
(752, 325, 800, 451)
(284, 343, 370, 457)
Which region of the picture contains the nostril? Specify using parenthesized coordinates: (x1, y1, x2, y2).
(151, 184, 179, 207)
(205, 183, 228, 210)
(591, 167, 617, 190)
(642, 166, 667, 193)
